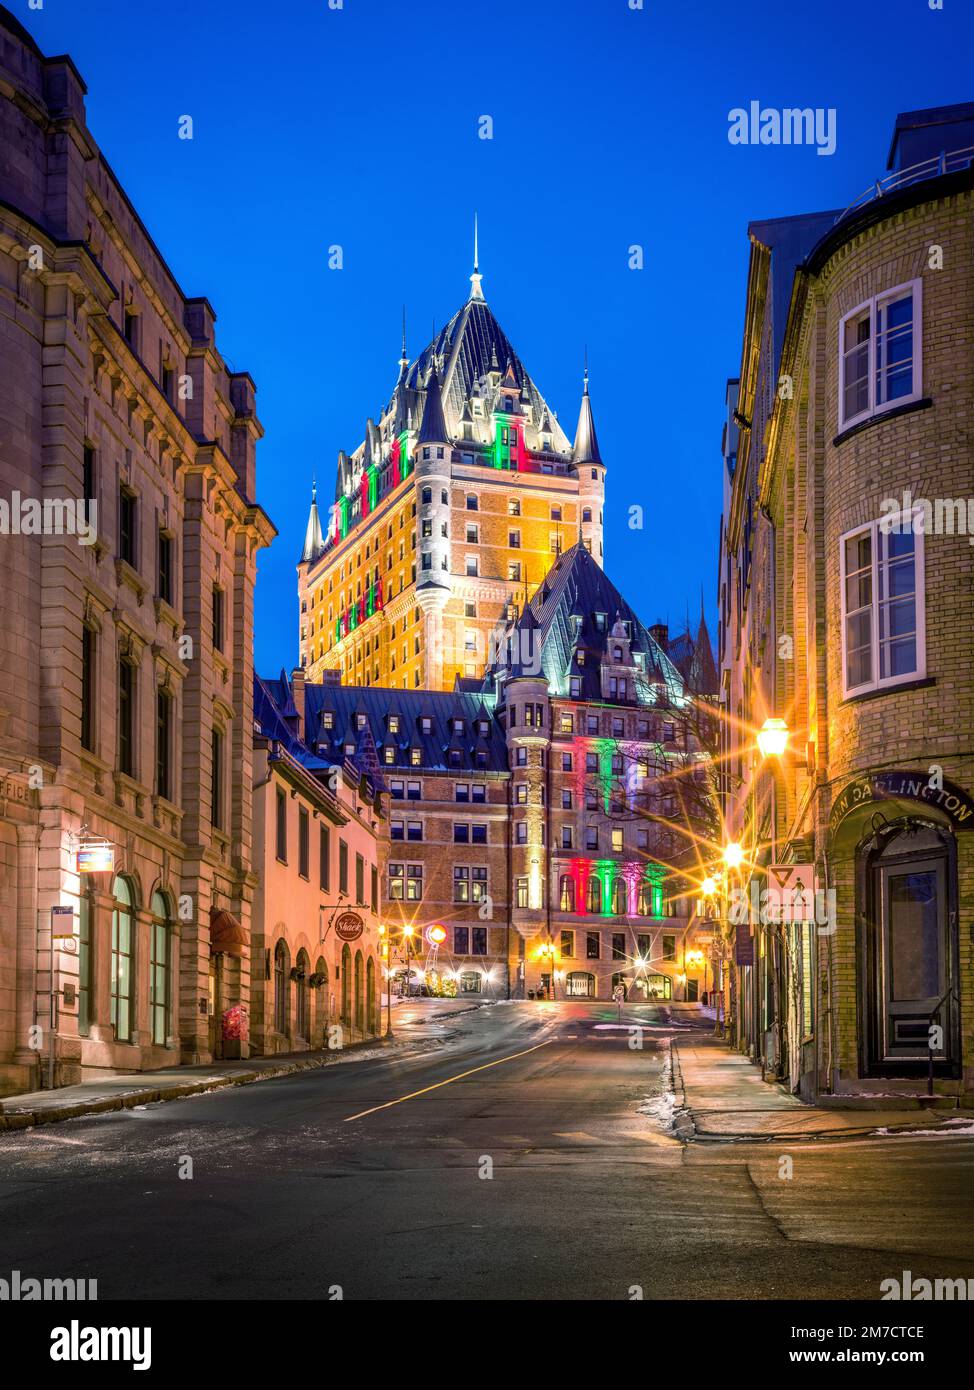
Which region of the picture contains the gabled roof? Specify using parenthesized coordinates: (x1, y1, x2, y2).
(486, 544, 685, 703)
(254, 673, 386, 797)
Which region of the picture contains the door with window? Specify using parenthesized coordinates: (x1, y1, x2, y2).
(860, 825, 959, 1075)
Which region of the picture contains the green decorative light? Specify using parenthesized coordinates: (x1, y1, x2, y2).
(338, 495, 350, 540)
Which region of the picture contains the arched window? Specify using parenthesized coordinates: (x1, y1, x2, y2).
(111, 876, 135, 1041)
(582, 507, 592, 524)
(612, 878, 626, 916)
(587, 876, 601, 914)
(638, 882, 652, 916)
(341, 944, 352, 1025)
(274, 941, 289, 1035)
(559, 874, 575, 913)
(354, 951, 365, 1032)
(150, 890, 173, 1046)
(295, 950, 310, 1040)
(366, 957, 377, 1034)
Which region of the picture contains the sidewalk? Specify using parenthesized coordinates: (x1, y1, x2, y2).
(672, 1034, 973, 1142)
(0, 998, 484, 1132)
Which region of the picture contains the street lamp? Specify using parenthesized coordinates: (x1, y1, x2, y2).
(723, 842, 744, 871)
(756, 716, 789, 759)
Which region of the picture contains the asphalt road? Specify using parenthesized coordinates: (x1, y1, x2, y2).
(0, 1001, 972, 1301)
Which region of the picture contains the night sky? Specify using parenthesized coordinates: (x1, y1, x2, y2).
(19, 0, 974, 676)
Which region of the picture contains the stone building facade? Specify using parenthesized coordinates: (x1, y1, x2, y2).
(719, 102, 974, 1103)
(0, 9, 274, 1094)
(297, 263, 606, 695)
(252, 672, 385, 1052)
(275, 545, 717, 1003)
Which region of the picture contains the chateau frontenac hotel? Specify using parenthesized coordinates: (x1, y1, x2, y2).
(273, 262, 719, 1004)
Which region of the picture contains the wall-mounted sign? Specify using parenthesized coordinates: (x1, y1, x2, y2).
(735, 927, 754, 966)
(51, 905, 75, 938)
(425, 923, 447, 947)
(830, 770, 974, 838)
(77, 841, 115, 873)
(335, 911, 365, 942)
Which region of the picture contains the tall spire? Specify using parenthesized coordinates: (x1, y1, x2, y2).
(418, 357, 450, 444)
(301, 477, 324, 563)
(469, 213, 484, 301)
(399, 305, 408, 372)
(572, 358, 603, 466)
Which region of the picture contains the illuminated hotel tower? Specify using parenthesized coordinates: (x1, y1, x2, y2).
(297, 246, 606, 692)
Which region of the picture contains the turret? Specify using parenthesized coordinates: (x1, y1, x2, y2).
(501, 604, 550, 933)
(573, 364, 606, 566)
(415, 358, 453, 688)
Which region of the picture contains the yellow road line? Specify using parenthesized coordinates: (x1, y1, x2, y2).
(343, 1039, 557, 1122)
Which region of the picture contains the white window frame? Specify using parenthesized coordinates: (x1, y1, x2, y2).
(838, 279, 922, 433)
(839, 508, 926, 699)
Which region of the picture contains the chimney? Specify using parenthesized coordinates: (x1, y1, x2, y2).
(320, 669, 342, 688)
(649, 622, 669, 651)
(290, 666, 305, 740)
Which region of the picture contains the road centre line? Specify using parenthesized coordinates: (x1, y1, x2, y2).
(343, 1039, 558, 1122)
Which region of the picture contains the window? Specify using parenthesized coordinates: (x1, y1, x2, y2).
(561, 753, 573, 772)
(119, 488, 137, 567)
(839, 281, 921, 431)
(586, 827, 599, 851)
(319, 823, 330, 889)
(551, 506, 562, 522)
(560, 929, 574, 957)
(123, 306, 139, 348)
(150, 891, 172, 1046)
(371, 864, 378, 912)
(81, 625, 95, 752)
(515, 822, 527, 844)
(466, 523, 479, 544)
(840, 513, 924, 696)
(561, 826, 573, 849)
(389, 863, 423, 900)
(407, 821, 422, 841)
(158, 533, 173, 605)
(454, 926, 470, 954)
(515, 784, 528, 805)
(411, 747, 422, 766)
(83, 443, 96, 505)
(111, 876, 134, 1041)
(407, 780, 421, 800)
(611, 828, 624, 853)
(559, 875, 575, 912)
(298, 806, 310, 879)
(212, 585, 225, 653)
(465, 555, 478, 577)
(472, 927, 487, 956)
(472, 823, 487, 845)
(662, 934, 676, 962)
(78, 889, 93, 1035)
(509, 530, 520, 548)
(339, 838, 349, 893)
(508, 498, 521, 516)
(276, 788, 288, 861)
(612, 933, 626, 961)
(355, 852, 365, 903)
(559, 712, 573, 734)
(211, 727, 224, 829)
(155, 688, 172, 800)
(508, 561, 521, 582)
(515, 877, 529, 908)
(274, 941, 289, 1034)
(586, 931, 600, 960)
(118, 658, 135, 777)
(561, 790, 573, 810)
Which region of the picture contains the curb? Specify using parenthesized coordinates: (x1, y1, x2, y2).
(0, 1037, 398, 1132)
(668, 1040, 696, 1142)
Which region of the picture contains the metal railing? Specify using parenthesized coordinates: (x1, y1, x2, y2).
(835, 146, 974, 224)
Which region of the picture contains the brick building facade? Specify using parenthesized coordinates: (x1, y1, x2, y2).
(0, 9, 274, 1094)
(719, 102, 974, 1103)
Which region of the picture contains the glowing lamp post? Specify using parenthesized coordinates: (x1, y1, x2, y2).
(756, 717, 789, 759)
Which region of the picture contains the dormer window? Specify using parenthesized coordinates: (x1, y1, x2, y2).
(420, 716, 432, 733)
(613, 646, 624, 662)
(594, 613, 606, 632)
(570, 677, 581, 698)
(388, 715, 400, 733)
(321, 712, 334, 730)
(383, 747, 395, 764)
(355, 714, 367, 729)
(410, 747, 422, 766)
(452, 719, 464, 734)
(504, 396, 513, 412)
(477, 719, 489, 736)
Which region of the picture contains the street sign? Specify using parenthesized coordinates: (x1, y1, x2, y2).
(51, 905, 75, 938)
(335, 911, 364, 942)
(735, 927, 754, 966)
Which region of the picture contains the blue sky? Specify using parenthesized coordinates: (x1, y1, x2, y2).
(19, 0, 974, 675)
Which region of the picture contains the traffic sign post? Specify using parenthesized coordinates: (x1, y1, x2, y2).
(49, 906, 74, 1090)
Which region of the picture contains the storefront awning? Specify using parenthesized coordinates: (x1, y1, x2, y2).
(210, 907, 247, 958)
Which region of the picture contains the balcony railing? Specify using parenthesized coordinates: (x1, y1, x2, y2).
(835, 145, 974, 224)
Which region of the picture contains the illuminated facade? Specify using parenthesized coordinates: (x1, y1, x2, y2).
(0, 13, 274, 1095)
(272, 545, 717, 1002)
(297, 257, 606, 693)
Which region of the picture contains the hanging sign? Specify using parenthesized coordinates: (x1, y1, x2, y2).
(77, 840, 114, 873)
(51, 905, 75, 938)
(425, 923, 447, 947)
(335, 911, 364, 942)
